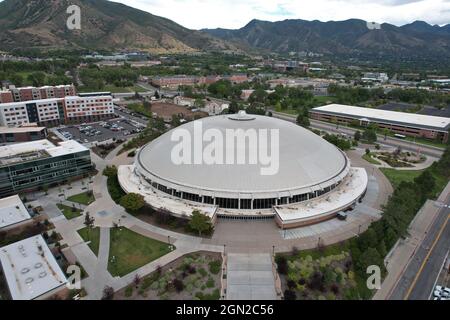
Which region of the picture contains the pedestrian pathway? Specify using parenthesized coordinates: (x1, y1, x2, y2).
(226, 253, 277, 300)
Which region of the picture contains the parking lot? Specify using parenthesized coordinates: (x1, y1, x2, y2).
(114, 105, 149, 126)
(57, 116, 145, 144)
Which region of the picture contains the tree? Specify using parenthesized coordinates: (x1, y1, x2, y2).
(296, 113, 310, 127)
(103, 165, 118, 178)
(171, 114, 182, 127)
(28, 72, 46, 87)
(355, 247, 383, 275)
(194, 98, 205, 109)
(120, 193, 145, 212)
(188, 210, 213, 236)
(354, 131, 361, 141)
(382, 128, 390, 140)
(84, 212, 95, 229)
(414, 170, 436, 198)
(9, 74, 23, 87)
(248, 88, 268, 104)
(83, 212, 95, 239)
(362, 128, 377, 144)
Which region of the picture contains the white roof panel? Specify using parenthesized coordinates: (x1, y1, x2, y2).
(0, 195, 31, 229)
(313, 104, 450, 131)
(0, 235, 67, 300)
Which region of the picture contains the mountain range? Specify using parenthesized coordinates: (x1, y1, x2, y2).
(0, 0, 449, 60)
(203, 19, 450, 58)
(0, 0, 237, 53)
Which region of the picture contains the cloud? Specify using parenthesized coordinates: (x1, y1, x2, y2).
(110, 0, 450, 29)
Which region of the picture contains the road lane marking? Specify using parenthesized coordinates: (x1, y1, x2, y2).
(404, 214, 450, 300)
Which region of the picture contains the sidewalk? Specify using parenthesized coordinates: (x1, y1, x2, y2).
(226, 253, 278, 300)
(373, 181, 450, 300)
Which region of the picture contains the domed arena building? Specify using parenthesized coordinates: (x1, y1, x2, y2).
(118, 112, 368, 229)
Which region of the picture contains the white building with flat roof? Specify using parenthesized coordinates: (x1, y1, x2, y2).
(0, 235, 68, 300)
(311, 104, 450, 143)
(0, 195, 31, 231)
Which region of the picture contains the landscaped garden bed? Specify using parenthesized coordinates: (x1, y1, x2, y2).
(276, 244, 364, 300)
(115, 252, 222, 300)
(372, 150, 425, 168)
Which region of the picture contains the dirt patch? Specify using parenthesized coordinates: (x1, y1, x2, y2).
(150, 103, 208, 121)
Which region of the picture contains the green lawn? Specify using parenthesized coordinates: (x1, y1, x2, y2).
(108, 228, 172, 277)
(380, 168, 447, 198)
(313, 96, 338, 105)
(78, 227, 100, 256)
(78, 85, 147, 94)
(67, 192, 95, 205)
(56, 203, 83, 220)
(362, 153, 381, 165)
(380, 168, 423, 189)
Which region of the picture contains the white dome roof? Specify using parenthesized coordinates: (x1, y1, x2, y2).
(136, 114, 349, 199)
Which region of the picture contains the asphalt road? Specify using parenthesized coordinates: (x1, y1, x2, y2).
(388, 194, 450, 300)
(271, 111, 445, 158)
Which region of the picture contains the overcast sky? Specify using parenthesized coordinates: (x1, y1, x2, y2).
(109, 0, 450, 29)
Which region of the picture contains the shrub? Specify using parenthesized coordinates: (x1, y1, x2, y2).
(198, 268, 207, 277)
(206, 277, 215, 288)
(307, 271, 325, 292)
(141, 277, 153, 290)
(284, 289, 296, 300)
(330, 283, 340, 295)
(173, 279, 184, 293)
(208, 260, 221, 275)
(275, 256, 288, 275)
(124, 286, 133, 298)
(287, 279, 297, 289)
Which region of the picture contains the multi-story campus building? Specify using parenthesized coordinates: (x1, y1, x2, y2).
(0, 125, 47, 144)
(0, 95, 114, 127)
(150, 74, 249, 89)
(0, 85, 77, 103)
(310, 104, 450, 143)
(0, 139, 93, 197)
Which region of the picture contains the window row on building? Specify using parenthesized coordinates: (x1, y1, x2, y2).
(0, 95, 115, 127)
(0, 85, 76, 103)
(143, 174, 341, 210)
(0, 141, 93, 198)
